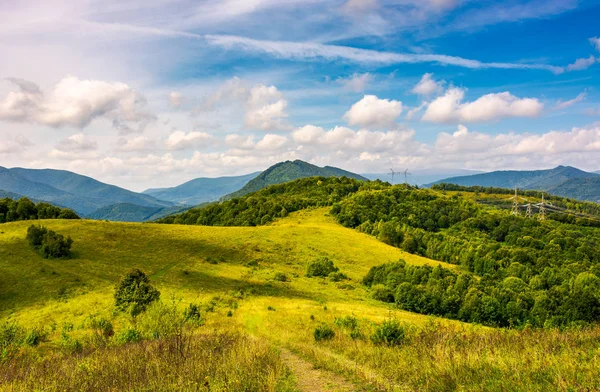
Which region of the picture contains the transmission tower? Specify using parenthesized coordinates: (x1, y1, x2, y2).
(537, 193, 546, 221)
(510, 187, 520, 216)
(526, 202, 533, 218)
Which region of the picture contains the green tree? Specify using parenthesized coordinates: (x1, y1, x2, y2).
(114, 269, 161, 316)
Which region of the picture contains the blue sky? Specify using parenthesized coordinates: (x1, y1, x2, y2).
(0, 0, 599, 190)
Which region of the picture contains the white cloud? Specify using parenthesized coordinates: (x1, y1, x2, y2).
(566, 56, 597, 72)
(117, 136, 157, 152)
(406, 102, 427, 120)
(0, 76, 155, 133)
(292, 125, 326, 144)
(54, 133, 98, 152)
(411, 73, 443, 96)
(165, 130, 215, 150)
(199, 78, 290, 131)
(255, 134, 288, 150)
(555, 92, 586, 110)
(422, 88, 543, 123)
(343, 95, 403, 128)
(168, 91, 184, 108)
(337, 73, 373, 92)
(590, 37, 600, 51)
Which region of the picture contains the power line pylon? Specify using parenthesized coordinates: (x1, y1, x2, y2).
(526, 202, 533, 218)
(510, 187, 520, 216)
(538, 193, 546, 221)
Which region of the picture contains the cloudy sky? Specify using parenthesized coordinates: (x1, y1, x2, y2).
(1, 0, 599, 191)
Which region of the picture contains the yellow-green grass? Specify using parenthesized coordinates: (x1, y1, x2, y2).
(3, 208, 600, 391)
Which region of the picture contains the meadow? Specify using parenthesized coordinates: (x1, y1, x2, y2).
(1, 208, 600, 391)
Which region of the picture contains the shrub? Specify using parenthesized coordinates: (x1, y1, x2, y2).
(371, 320, 405, 346)
(114, 269, 160, 316)
(227, 310, 233, 317)
(313, 324, 335, 342)
(183, 303, 203, 324)
(23, 328, 47, 347)
(334, 315, 359, 330)
(306, 257, 339, 277)
(26, 225, 73, 259)
(371, 284, 395, 302)
(115, 329, 142, 344)
(273, 272, 288, 282)
(329, 271, 348, 282)
(87, 317, 114, 347)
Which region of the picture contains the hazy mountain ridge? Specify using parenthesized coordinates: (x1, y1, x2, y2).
(223, 160, 368, 200)
(143, 172, 259, 205)
(429, 166, 600, 202)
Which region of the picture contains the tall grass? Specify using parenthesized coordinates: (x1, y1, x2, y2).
(0, 331, 295, 391)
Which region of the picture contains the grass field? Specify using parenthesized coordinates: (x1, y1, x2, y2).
(2, 208, 600, 391)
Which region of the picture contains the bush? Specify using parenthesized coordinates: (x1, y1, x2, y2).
(87, 317, 114, 347)
(371, 319, 406, 346)
(273, 272, 288, 282)
(371, 284, 395, 302)
(114, 269, 160, 316)
(334, 315, 359, 330)
(115, 329, 142, 344)
(306, 257, 339, 277)
(26, 225, 73, 259)
(183, 303, 203, 324)
(329, 271, 348, 282)
(313, 324, 335, 342)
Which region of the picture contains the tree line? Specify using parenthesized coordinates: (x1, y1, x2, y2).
(0, 197, 79, 223)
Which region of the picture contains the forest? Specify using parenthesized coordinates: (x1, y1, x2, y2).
(0, 197, 79, 223)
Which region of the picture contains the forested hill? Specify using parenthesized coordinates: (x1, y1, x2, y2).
(222, 160, 368, 200)
(157, 176, 378, 225)
(429, 165, 599, 202)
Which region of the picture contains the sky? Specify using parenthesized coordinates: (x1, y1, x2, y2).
(0, 0, 599, 191)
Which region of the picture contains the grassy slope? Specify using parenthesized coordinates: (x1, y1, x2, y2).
(3, 208, 600, 391)
(0, 208, 446, 326)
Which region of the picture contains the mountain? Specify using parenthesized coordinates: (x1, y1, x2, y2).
(0, 166, 173, 216)
(88, 203, 191, 223)
(223, 160, 368, 200)
(546, 177, 600, 203)
(0, 189, 26, 200)
(143, 172, 259, 205)
(429, 166, 600, 202)
(362, 169, 485, 186)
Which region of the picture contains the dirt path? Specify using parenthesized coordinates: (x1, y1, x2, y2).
(279, 348, 358, 392)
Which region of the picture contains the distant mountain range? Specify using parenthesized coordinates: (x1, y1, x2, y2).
(430, 166, 600, 202)
(0, 166, 173, 216)
(143, 172, 259, 205)
(223, 160, 368, 199)
(88, 203, 192, 223)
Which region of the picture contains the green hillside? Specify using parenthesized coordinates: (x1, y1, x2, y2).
(143, 172, 259, 205)
(546, 177, 600, 202)
(223, 160, 368, 200)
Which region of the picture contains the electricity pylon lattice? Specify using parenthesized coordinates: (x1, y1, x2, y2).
(526, 202, 533, 218)
(537, 194, 546, 221)
(510, 187, 520, 216)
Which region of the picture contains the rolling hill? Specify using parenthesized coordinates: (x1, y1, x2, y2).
(0, 166, 173, 217)
(223, 160, 368, 200)
(429, 165, 600, 202)
(143, 172, 259, 205)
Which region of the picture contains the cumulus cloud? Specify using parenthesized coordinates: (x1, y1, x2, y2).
(337, 73, 373, 92)
(589, 37, 600, 51)
(343, 95, 403, 128)
(117, 136, 157, 152)
(422, 88, 543, 123)
(566, 56, 597, 72)
(255, 134, 288, 150)
(411, 73, 443, 96)
(0, 76, 155, 133)
(165, 130, 215, 150)
(54, 133, 98, 153)
(555, 92, 586, 110)
(406, 103, 427, 120)
(199, 78, 290, 131)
